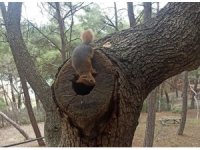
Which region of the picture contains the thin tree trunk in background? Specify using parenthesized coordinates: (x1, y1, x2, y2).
(8, 74, 18, 110)
(0, 79, 9, 106)
(0, 111, 30, 140)
(11, 80, 23, 110)
(178, 71, 188, 135)
(189, 83, 199, 119)
(8, 74, 19, 123)
(17, 92, 22, 109)
(174, 75, 179, 98)
(160, 83, 164, 98)
(35, 94, 41, 110)
(165, 90, 170, 111)
(143, 2, 152, 22)
(190, 71, 199, 109)
(68, 2, 74, 58)
(175, 88, 179, 98)
(143, 88, 157, 147)
(114, 2, 119, 31)
(127, 2, 136, 27)
(55, 2, 67, 62)
(156, 2, 159, 14)
(19, 75, 45, 146)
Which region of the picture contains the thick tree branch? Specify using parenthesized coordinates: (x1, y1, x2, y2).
(96, 3, 200, 98)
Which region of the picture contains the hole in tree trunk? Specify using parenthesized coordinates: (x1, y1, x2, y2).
(72, 75, 95, 95)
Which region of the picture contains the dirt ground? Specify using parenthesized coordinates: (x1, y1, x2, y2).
(0, 122, 44, 147)
(0, 110, 199, 147)
(133, 109, 200, 147)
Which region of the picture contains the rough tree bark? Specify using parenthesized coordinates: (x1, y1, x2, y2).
(178, 71, 188, 135)
(127, 2, 136, 27)
(1, 2, 200, 147)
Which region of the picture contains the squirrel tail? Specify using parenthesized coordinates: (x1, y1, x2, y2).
(81, 29, 94, 44)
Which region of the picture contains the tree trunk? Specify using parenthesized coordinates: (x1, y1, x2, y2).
(0, 111, 30, 140)
(177, 71, 188, 135)
(175, 87, 179, 97)
(174, 75, 180, 97)
(10, 79, 23, 110)
(8, 74, 18, 112)
(55, 2, 67, 62)
(19, 74, 45, 146)
(156, 2, 159, 14)
(17, 92, 22, 109)
(8, 74, 19, 123)
(68, 2, 74, 58)
(190, 70, 199, 109)
(160, 84, 164, 98)
(8, 74, 16, 105)
(164, 90, 170, 111)
(0, 79, 9, 106)
(143, 2, 152, 22)
(2, 2, 200, 147)
(35, 94, 41, 110)
(114, 2, 118, 31)
(143, 88, 157, 147)
(189, 82, 199, 119)
(127, 2, 136, 27)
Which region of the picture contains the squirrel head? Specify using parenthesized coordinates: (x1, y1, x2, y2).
(76, 73, 96, 86)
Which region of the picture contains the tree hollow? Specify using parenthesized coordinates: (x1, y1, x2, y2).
(53, 51, 118, 138)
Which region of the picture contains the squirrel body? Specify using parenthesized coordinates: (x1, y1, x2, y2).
(72, 29, 96, 86)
